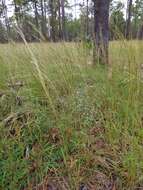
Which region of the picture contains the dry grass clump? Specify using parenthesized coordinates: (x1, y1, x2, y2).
(0, 41, 143, 189)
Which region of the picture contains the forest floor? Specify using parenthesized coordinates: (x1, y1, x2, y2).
(0, 41, 143, 190)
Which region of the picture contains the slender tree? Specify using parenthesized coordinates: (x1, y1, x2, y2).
(93, 0, 110, 64)
(58, 0, 62, 40)
(33, 0, 39, 32)
(2, 0, 10, 39)
(126, 0, 133, 39)
(86, 0, 89, 36)
(61, 0, 66, 40)
(13, 0, 21, 24)
(40, 0, 47, 39)
(50, 0, 56, 41)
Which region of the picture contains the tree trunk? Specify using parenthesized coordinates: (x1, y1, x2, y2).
(58, 0, 62, 40)
(2, 0, 10, 40)
(86, 0, 89, 37)
(13, 0, 20, 24)
(34, 0, 39, 38)
(40, 0, 47, 40)
(125, 0, 133, 39)
(93, 0, 110, 65)
(138, 24, 143, 40)
(50, 0, 56, 42)
(61, 0, 66, 40)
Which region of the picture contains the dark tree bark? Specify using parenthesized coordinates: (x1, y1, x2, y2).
(33, 0, 42, 41)
(61, 0, 66, 40)
(34, 1, 39, 31)
(50, 0, 56, 42)
(138, 24, 143, 39)
(86, 0, 89, 36)
(125, 0, 133, 39)
(40, 0, 47, 40)
(93, 0, 110, 65)
(58, 0, 62, 40)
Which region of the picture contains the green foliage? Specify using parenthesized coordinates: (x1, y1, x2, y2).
(66, 19, 81, 41)
(0, 42, 143, 189)
(132, 0, 143, 38)
(0, 22, 8, 43)
(110, 1, 126, 39)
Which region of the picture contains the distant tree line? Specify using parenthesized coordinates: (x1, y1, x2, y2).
(0, 0, 143, 65)
(0, 0, 143, 43)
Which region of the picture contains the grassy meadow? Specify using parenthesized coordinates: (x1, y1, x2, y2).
(0, 41, 143, 190)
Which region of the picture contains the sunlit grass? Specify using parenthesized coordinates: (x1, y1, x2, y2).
(0, 41, 143, 189)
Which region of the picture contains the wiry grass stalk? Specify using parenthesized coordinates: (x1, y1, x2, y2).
(16, 26, 57, 119)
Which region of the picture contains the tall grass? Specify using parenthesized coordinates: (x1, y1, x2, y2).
(0, 41, 143, 189)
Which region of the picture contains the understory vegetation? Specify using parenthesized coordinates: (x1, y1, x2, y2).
(0, 42, 143, 190)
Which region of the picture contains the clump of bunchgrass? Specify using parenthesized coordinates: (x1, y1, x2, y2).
(0, 40, 143, 189)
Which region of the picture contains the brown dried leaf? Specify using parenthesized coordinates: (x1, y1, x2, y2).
(48, 128, 61, 144)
